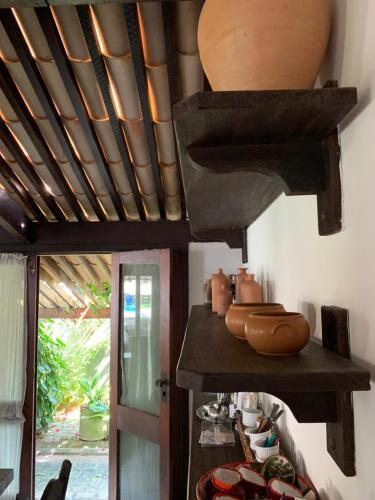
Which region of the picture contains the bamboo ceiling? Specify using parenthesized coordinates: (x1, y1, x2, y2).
(0, 2, 204, 224)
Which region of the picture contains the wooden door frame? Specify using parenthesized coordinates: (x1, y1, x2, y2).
(109, 248, 189, 499)
(18, 245, 188, 500)
(19, 254, 39, 500)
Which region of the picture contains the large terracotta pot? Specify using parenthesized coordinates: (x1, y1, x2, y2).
(245, 312, 310, 356)
(211, 268, 229, 313)
(225, 303, 285, 340)
(240, 274, 262, 304)
(198, 0, 330, 91)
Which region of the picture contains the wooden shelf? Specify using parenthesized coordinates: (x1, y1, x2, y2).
(174, 84, 357, 246)
(177, 305, 371, 476)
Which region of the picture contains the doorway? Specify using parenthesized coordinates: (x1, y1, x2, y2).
(35, 255, 111, 500)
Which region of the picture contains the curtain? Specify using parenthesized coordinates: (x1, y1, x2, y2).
(119, 263, 160, 499)
(0, 254, 27, 500)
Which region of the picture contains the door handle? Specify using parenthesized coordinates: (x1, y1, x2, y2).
(155, 378, 169, 388)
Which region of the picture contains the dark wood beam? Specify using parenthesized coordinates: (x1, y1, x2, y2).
(0, 220, 243, 252)
(77, 5, 145, 220)
(35, 8, 126, 220)
(0, 60, 86, 221)
(0, 9, 108, 222)
(0, 156, 47, 221)
(162, 1, 185, 217)
(0, 121, 67, 221)
(124, 3, 166, 216)
(0, 187, 31, 242)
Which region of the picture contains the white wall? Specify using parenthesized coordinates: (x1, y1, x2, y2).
(188, 242, 242, 308)
(246, 1, 375, 498)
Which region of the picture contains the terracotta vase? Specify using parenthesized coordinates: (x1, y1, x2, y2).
(245, 312, 310, 356)
(240, 274, 262, 304)
(217, 284, 233, 317)
(235, 267, 248, 303)
(211, 268, 229, 313)
(225, 303, 285, 340)
(198, 0, 330, 91)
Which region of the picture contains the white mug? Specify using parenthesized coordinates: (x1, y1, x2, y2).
(241, 407, 263, 428)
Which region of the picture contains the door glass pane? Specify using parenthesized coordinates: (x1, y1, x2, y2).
(119, 431, 159, 500)
(120, 263, 160, 416)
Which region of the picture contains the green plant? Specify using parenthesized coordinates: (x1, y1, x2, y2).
(86, 282, 111, 313)
(36, 320, 66, 433)
(79, 372, 108, 415)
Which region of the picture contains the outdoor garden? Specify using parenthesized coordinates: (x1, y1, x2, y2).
(35, 283, 111, 500)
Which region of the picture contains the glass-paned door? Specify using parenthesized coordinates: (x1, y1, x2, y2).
(109, 250, 171, 500)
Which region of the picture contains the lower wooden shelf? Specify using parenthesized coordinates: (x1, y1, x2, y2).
(177, 305, 371, 476)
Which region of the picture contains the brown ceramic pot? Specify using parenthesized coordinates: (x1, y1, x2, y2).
(211, 268, 229, 313)
(217, 284, 233, 317)
(225, 303, 285, 340)
(235, 267, 248, 303)
(240, 274, 262, 303)
(198, 0, 330, 91)
(245, 312, 310, 356)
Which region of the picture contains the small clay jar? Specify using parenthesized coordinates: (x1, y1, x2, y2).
(211, 268, 229, 313)
(245, 312, 310, 356)
(217, 284, 232, 317)
(235, 267, 248, 303)
(225, 303, 285, 340)
(240, 274, 262, 303)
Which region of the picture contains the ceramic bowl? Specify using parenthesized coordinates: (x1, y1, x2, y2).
(211, 467, 242, 492)
(268, 478, 303, 500)
(225, 303, 285, 340)
(237, 465, 267, 497)
(245, 311, 310, 356)
(244, 428, 272, 451)
(261, 455, 295, 484)
(253, 438, 280, 463)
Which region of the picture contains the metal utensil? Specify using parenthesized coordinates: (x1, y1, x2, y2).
(269, 403, 280, 420)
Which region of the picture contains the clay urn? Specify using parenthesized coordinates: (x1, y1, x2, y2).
(225, 303, 285, 340)
(240, 274, 262, 303)
(217, 284, 233, 317)
(211, 268, 229, 313)
(245, 312, 310, 356)
(235, 267, 248, 303)
(198, 0, 330, 91)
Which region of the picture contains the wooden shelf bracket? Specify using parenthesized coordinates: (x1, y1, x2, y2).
(174, 83, 357, 239)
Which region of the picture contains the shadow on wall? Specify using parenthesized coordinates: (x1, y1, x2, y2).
(257, 269, 275, 303)
(320, 0, 373, 130)
(319, 479, 345, 500)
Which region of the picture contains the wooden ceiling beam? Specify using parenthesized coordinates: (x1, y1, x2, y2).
(124, 4, 166, 217)
(0, 60, 86, 222)
(95, 255, 111, 282)
(39, 307, 110, 320)
(0, 156, 46, 221)
(77, 255, 100, 283)
(41, 256, 88, 307)
(0, 121, 67, 221)
(0, 187, 31, 243)
(0, 9, 108, 222)
(77, 5, 146, 220)
(0, 220, 243, 252)
(36, 8, 126, 221)
(39, 286, 59, 309)
(39, 269, 78, 309)
(51, 256, 98, 304)
(162, 2, 185, 217)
